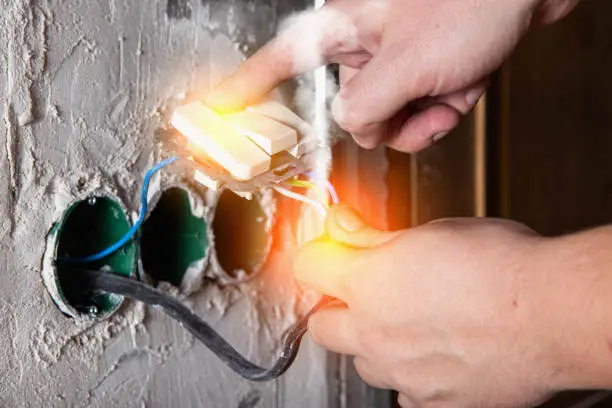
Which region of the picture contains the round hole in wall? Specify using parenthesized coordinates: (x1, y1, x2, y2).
(51, 196, 136, 318)
(212, 190, 271, 278)
(140, 187, 209, 288)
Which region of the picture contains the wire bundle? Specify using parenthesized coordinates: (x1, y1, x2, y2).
(274, 172, 339, 218)
(53, 157, 339, 381)
(80, 269, 334, 381)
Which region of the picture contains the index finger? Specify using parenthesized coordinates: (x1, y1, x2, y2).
(205, 38, 295, 112)
(205, 5, 356, 111)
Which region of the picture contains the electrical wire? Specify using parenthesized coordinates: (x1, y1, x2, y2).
(288, 179, 320, 191)
(57, 156, 179, 264)
(287, 179, 327, 203)
(303, 171, 339, 204)
(56, 158, 339, 379)
(79, 269, 334, 381)
(53, 155, 342, 379)
(273, 184, 328, 217)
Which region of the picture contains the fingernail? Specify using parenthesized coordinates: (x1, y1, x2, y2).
(352, 132, 380, 149)
(432, 131, 449, 142)
(352, 133, 366, 146)
(335, 207, 364, 232)
(466, 88, 484, 107)
(331, 94, 345, 124)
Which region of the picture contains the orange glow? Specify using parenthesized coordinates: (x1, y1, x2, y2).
(328, 173, 390, 229)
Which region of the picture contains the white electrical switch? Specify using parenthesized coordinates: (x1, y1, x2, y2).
(223, 110, 298, 155)
(247, 98, 312, 137)
(171, 101, 271, 180)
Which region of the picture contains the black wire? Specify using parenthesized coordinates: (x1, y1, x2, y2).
(79, 269, 334, 382)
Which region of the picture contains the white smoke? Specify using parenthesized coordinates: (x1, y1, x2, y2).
(268, 4, 357, 243)
(292, 69, 338, 178)
(277, 7, 359, 76)
(274, 6, 360, 179)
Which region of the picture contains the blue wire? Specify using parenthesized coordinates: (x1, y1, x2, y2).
(58, 156, 179, 264)
(304, 171, 339, 204)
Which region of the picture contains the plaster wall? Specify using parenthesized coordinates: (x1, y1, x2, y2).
(0, 0, 329, 406)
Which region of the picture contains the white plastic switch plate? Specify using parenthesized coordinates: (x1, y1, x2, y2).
(171, 101, 271, 180)
(247, 99, 312, 137)
(223, 110, 297, 155)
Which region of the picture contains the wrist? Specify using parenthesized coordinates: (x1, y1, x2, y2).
(533, 228, 612, 390)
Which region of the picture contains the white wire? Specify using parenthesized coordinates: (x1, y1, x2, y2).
(281, 0, 327, 220)
(273, 185, 328, 217)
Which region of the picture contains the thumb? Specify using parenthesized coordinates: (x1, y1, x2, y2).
(325, 205, 399, 248)
(331, 46, 429, 148)
(294, 238, 356, 302)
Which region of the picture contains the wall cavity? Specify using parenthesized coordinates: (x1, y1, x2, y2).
(211, 190, 273, 280)
(141, 186, 209, 292)
(45, 195, 136, 319)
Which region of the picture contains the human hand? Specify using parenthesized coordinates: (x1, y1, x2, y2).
(207, 0, 580, 153)
(294, 206, 585, 407)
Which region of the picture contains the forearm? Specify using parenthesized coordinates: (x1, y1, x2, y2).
(536, 225, 612, 390)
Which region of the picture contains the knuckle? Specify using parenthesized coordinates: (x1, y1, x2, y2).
(353, 132, 381, 150)
(355, 324, 384, 356)
(389, 364, 409, 391)
(398, 393, 416, 408)
(336, 113, 367, 137)
(353, 358, 380, 388)
(488, 218, 539, 236)
(353, 357, 367, 375)
(332, 95, 369, 135)
(307, 314, 326, 346)
(395, 373, 448, 407)
(421, 402, 451, 408)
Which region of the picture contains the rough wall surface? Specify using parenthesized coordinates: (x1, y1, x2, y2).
(0, 0, 329, 406)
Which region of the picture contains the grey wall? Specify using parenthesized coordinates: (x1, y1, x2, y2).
(0, 1, 333, 406)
